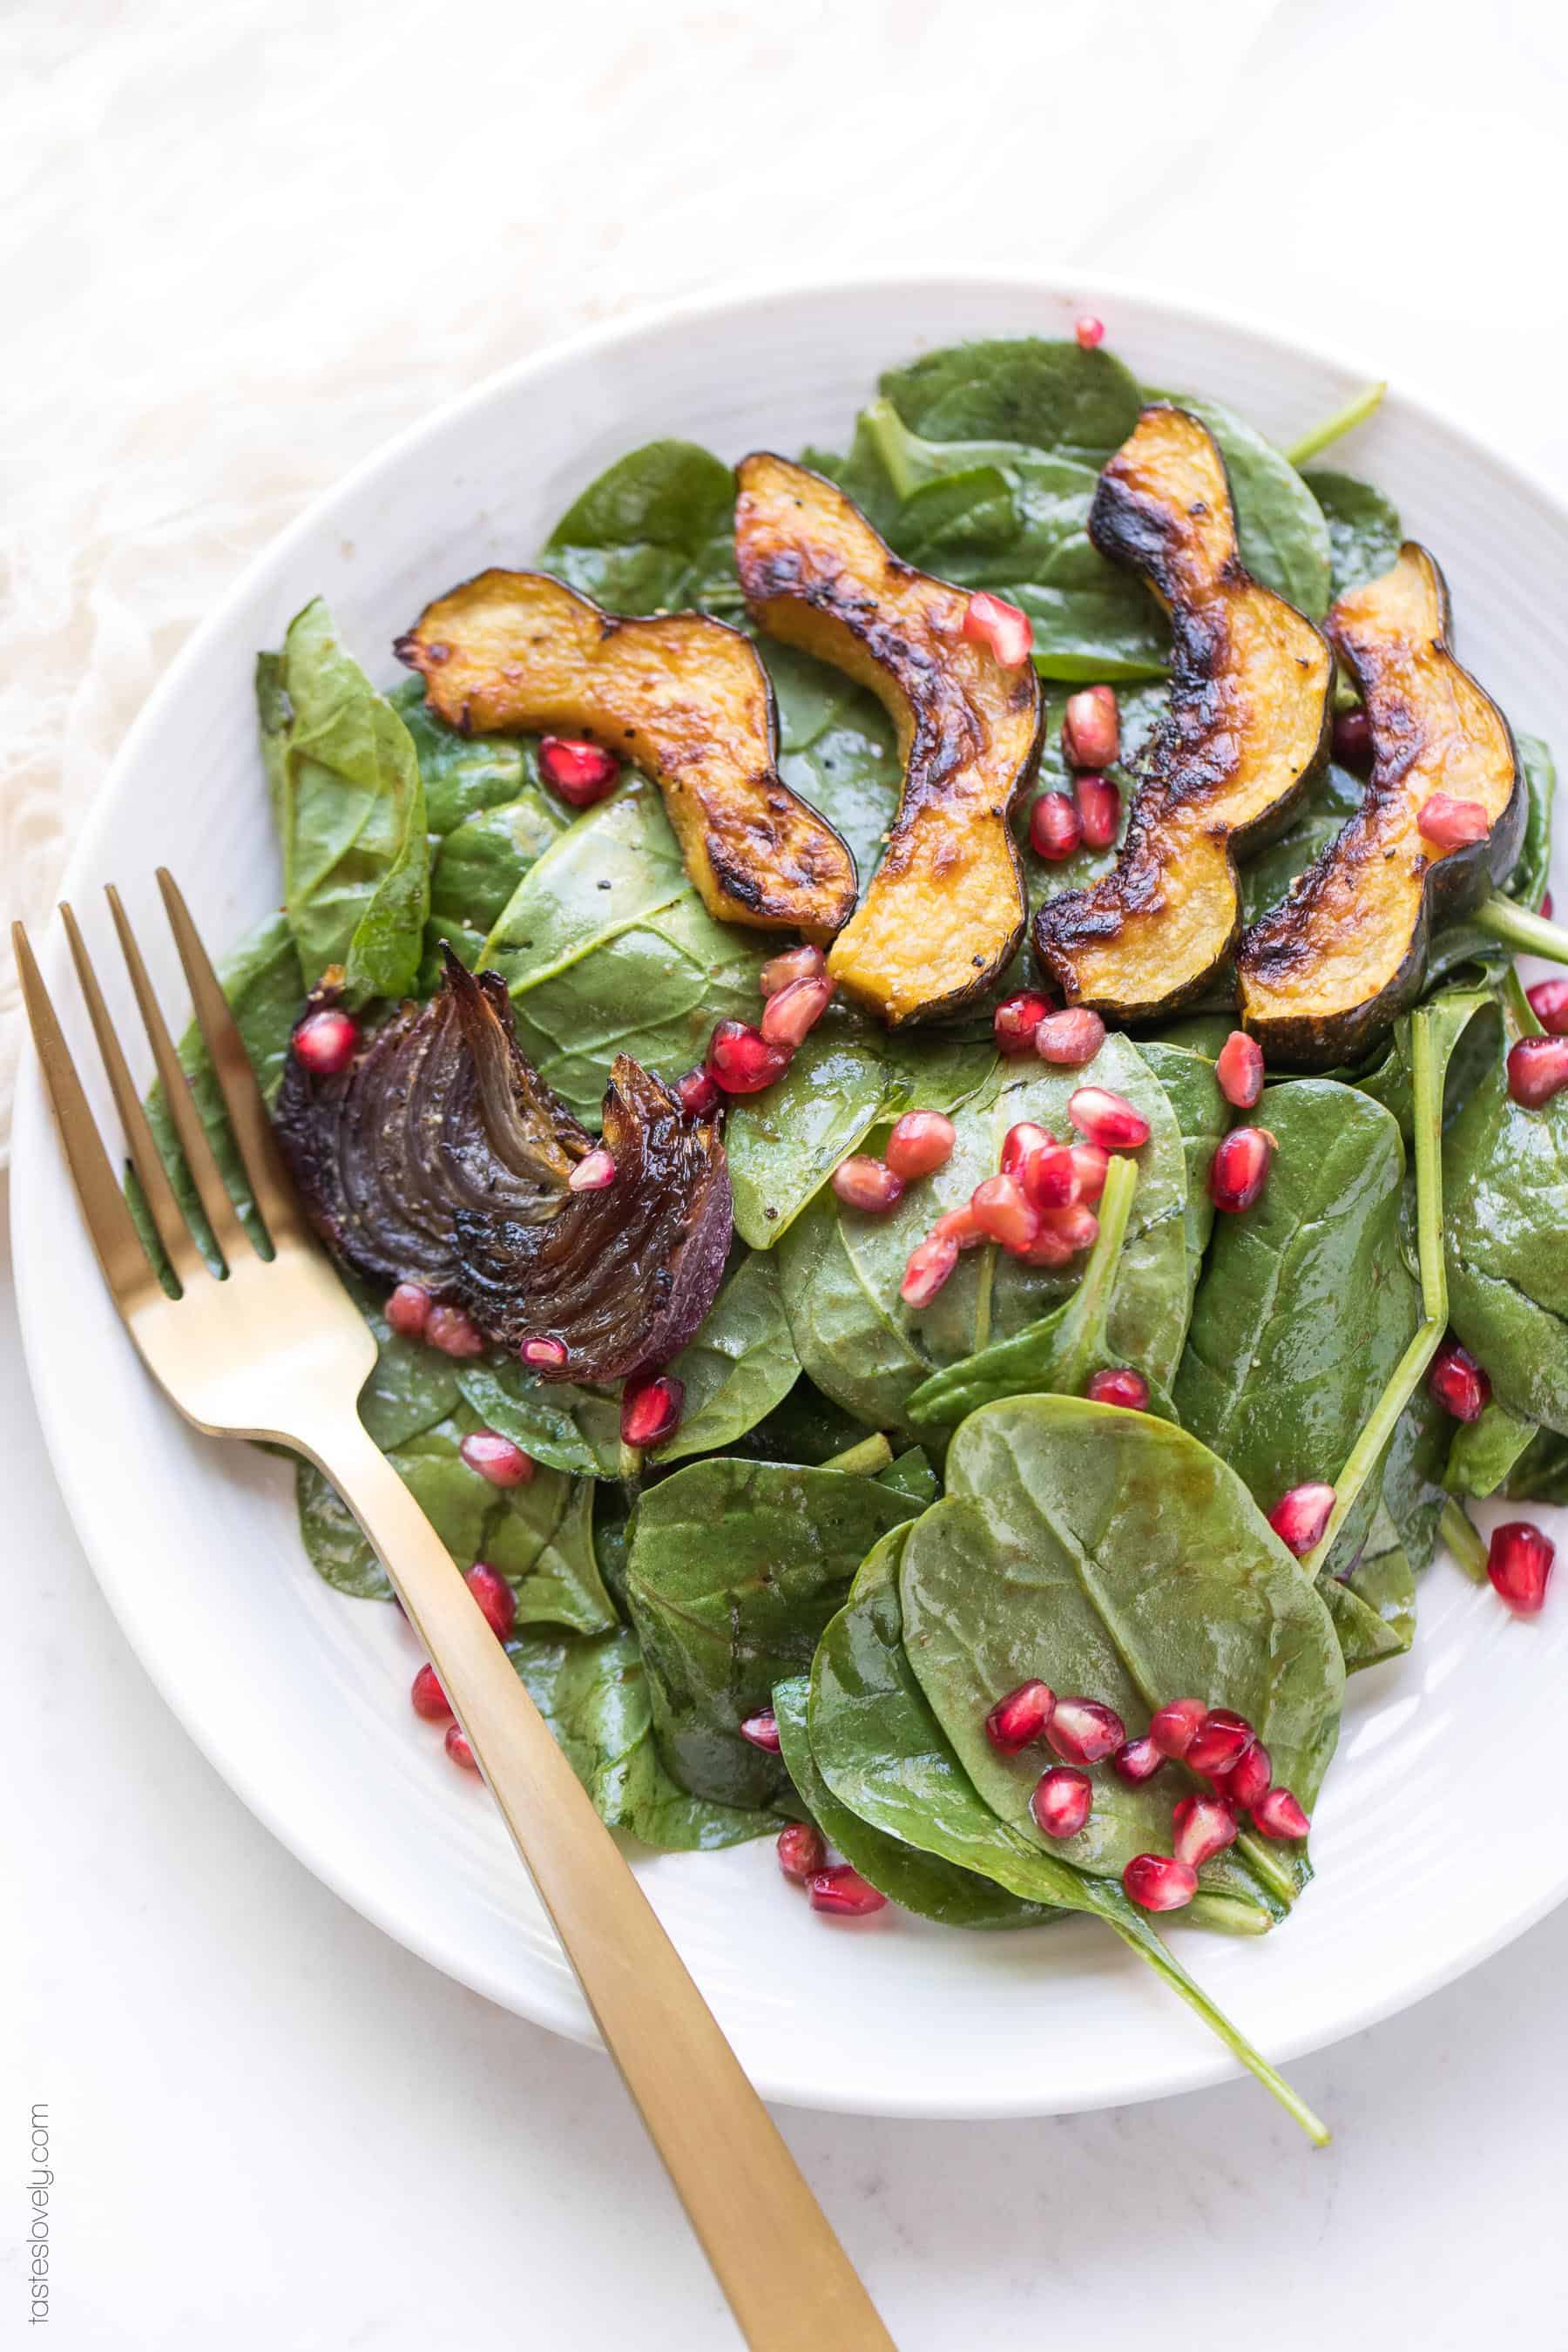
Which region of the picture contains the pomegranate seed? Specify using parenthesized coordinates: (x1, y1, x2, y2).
(1173, 1794, 1239, 1869)
(929, 1204, 985, 1252)
(1123, 1854, 1197, 1912)
(1544, 891, 1556, 921)
(962, 591, 1034, 669)
(1046, 1696, 1125, 1767)
(706, 1018, 790, 1095)
(1070, 1143, 1109, 1203)
(760, 944, 825, 997)
(1075, 314, 1105, 350)
(1112, 1735, 1163, 1786)
(1031, 1766, 1092, 1840)
(970, 1173, 1041, 1254)
(1069, 1085, 1149, 1150)
(1062, 686, 1119, 771)
(1217, 1740, 1272, 1812)
(385, 1281, 432, 1341)
(984, 1680, 1056, 1754)
(1036, 1007, 1106, 1067)
(411, 1663, 453, 1723)
(1429, 1337, 1491, 1423)
(426, 1305, 486, 1358)
(1507, 1035, 1568, 1108)
(995, 993, 1050, 1055)
(465, 1564, 516, 1639)
(1149, 1698, 1206, 1761)
(294, 1007, 359, 1076)
(1487, 1519, 1556, 1614)
(808, 1866, 888, 1917)
(676, 1067, 722, 1118)
(1416, 794, 1491, 850)
(458, 1429, 534, 1488)
(761, 974, 834, 1049)
(740, 1708, 782, 1753)
(1085, 1366, 1149, 1411)
(520, 1335, 569, 1371)
(445, 1723, 479, 1772)
(1022, 1141, 1078, 1210)
(902, 1231, 959, 1307)
(1075, 772, 1120, 850)
(567, 1146, 617, 1193)
(1251, 1787, 1311, 1841)
(539, 734, 619, 807)
(1331, 706, 1372, 768)
(831, 1155, 905, 1213)
(1209, 1125, 1274, 1212)
(1037, 1203, 1098, 1256)
(1017, 1222, 1077, 1268)
(1268, 1483, 1335, 1557)
(777, 1821, 828, 1881)
(1215, 1030, 1265, 1109)
(621, 1372, 684, 1449)
(1002, 1121, 1055, 1180)
(1186, 1709, 1257, 1777)
(1526, 979, 1568, 1034)
(1030, 790, 1084, 861)
(885, 1111, 956, 1179)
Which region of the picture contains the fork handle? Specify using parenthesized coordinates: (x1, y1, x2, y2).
(311, 1415, 896, 2352)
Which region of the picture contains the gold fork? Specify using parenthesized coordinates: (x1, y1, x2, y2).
(14, 873, 896, 2352)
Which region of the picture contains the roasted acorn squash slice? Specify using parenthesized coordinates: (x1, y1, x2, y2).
(733, 452, 1040, 1024)
(395, 571, 856, 944)
(1033, 404, 1332, 1021)
(1238, 544, 1524, 1066)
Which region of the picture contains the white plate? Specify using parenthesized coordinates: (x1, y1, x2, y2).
(14, 274, 1568, 2120)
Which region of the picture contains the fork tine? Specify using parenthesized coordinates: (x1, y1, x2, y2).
(61, 903, 206, 1288)
(156, 869, 303, 1246)
(105, 884, 253, 1265)
(12, 922, 159, 1307)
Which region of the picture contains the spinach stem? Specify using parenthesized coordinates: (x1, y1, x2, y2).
(1472, 895, 1568, 964)
(1502, 962, 1545, 1037)
(862, 395, 921, 502)
(1441, 1497, 1490, 1584)
(1108, 1923, 1331, 2146)
(822, 1431, 895, 1477)
(1283, 381, 1387, 469)
(1064, 1151, 1139, 1373)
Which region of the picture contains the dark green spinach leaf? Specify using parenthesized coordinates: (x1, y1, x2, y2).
(389, 677, 531, 834)
(540, 439, 740, 616)
(1303, 470, 1402, 598)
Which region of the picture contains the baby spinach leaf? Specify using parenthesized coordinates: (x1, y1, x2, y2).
(878, 337, 1143, 463)
(1381, 1385, 1452, 1574)
(622, 1459, 920, 1808)
(1320, 1502, 1416, 1674)
(1443, 1026, 1568, 1434)
(540, 439, 740, 616)
(483, 1463, 618, 1634)
(879, 1447, 939, 1504)
(456, 1360, 622, 1479)
(1444, 1396, 1538, 1498)
(650, 1251, 800, 1464)
(1149, 391, 1331, 618)
(1133, 1039, 1227, 1289)
(348, 1274, 462, 1450)
(429, 786, 571, 933)
(762, 639, 902, 883)
(389, 678, 530, 834)
(1303, 469, 1402, 598)
(1504, 1426, 1568, 1504)
(719, 1378, 870, 1470)
(296, 1458, 398, 1600)
(297, 1417, 491, 1604)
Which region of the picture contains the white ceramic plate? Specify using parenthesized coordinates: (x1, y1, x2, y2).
(15, 274, 1568, 2120)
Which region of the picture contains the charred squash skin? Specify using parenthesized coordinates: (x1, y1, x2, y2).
(733, 452, 1040, 1025)
(395, 571, 857, 945)
(1240, 544, 1524, 1068)
(1033, 404, 1332, 1021)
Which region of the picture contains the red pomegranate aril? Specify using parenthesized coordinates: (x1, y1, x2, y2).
(1209, 1125, 1274, 1213)
(385, 1281, 432, 1341)
(1038, 1202, 1099, 1256)
(995, 992, 1050, 1055)
(539, 734, 619, 806)
(761, 974, 834, 1050)
(1085, 1366, 1149, 1411)
(1251, 1787, 1310, 1841)
(1075, 772, 1120, 850)
(1112, 1735, 1164, 1786)
(676, 1067, 722, 1118)
(1149, 1697, 1206, 1761)
(984, 1679, 1056, 1754)
(567, 1146, 617, 1193)
(1507, 1034, 1568, 1109)
(411, 1663, 452, 1723)
(621, 1372, 684, 1450)
(740, 1708, 782, 1754)
(1002, 1120, 1055, 1180)
(1070, 1143, 1109, 1204)
(930, 1204, 985, 1253)
(293, 1007, 359, 1076)
(1046, 1696, 1125, 1767)
(1062, 685, 1119, 771)
(1031, 1767, 1092, 1840)
(520, 1335, 569, 1371)
(465, 1564, 517, 1640)
(1173, 1794, 1239, 1870)
(1030, 791, 1083, 862)
(1186, 1708, 1257, 1778)
(776, 1821, 828, 1882)
(1416, 794, 1490, 850)
(1487, 1519, 1556, 1614)
(1076, 314, 1105, 351)
(1218, 1740, 1272, 1812)
(902, 1232, 959, 1307)
(1023, 1141, 1078, 1211)
(427, 1305, 486, 1358)
(1036, 1007, 1106, 1067)
(1123, 1854, 1197, 1912)
(1543, 891, 1556, 921)
(445, 1723, 479, 1772)
(808, 1866, 888, 1917)
(962, 591, 1034, 670)
(1215, 1030, 1265, 1110)
(970, 1173, 1040, 1254)
(1268, 1482, 1336, 1557)
(1018, 1223, 1077, 1268)
(458, 1429, 534, 1488)
(706, 1018, 790, 1095)
(1526, 979, 1568, 1035)
(832, 1155, 905, 1213)
(1068, 1085, 1150, 1151)
(1429, 1336, 1491, 1423)
(759, 944, 826, 997)
(1332, 705, 1372, 768)
(886, 1111, 956, 1180)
